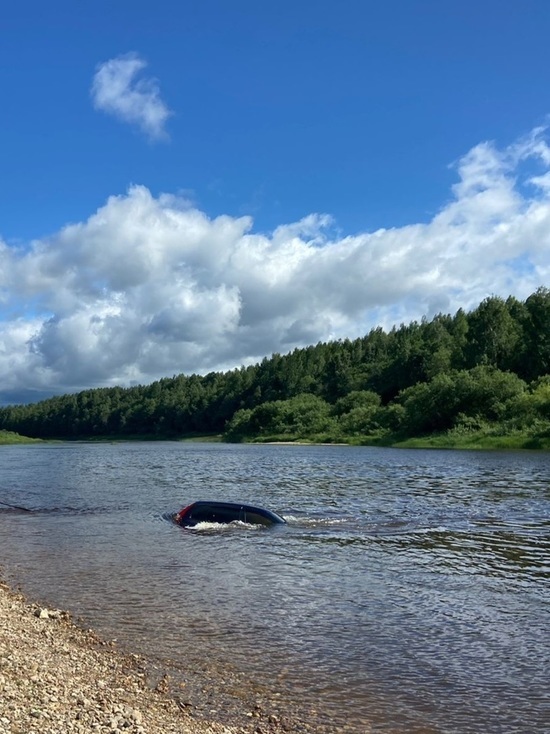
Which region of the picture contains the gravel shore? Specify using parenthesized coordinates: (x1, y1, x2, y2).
(0, 580, 295, 734)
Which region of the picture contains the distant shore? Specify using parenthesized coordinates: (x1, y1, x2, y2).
(2, 426, 548, 450)
(0, 429, 43, 445)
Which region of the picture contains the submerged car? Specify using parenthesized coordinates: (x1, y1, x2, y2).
(175, 500, 286, 528)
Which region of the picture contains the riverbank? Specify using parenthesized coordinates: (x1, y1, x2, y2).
(3, 426, 549, 451)
(244, 427, 550, 451)
(0, 430, 42, 445)
(0, 579, 297, 734)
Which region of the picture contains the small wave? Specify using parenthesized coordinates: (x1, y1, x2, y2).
(410, 525, 450, 535)
(283, 515, 349, 527)
(188, 520, 263, 533)
(0, 506, 30, 515)
(0, 504, 127, 516)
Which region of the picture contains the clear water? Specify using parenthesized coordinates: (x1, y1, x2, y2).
(0, 442, 548, 733)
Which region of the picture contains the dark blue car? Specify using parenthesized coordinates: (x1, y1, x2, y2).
(175, 500, 286, 527)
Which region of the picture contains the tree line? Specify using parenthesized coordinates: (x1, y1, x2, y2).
(1, 288, 549, 447)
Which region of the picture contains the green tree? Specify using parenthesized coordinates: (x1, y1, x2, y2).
(398, 367, 526, 435)
(523, 287, 550, 380)
(333, 390, 380, 415)
(465, 296, 522, 371)
(223, 408, 254, 442)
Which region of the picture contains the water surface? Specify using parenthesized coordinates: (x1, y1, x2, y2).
(0, 442, 548, 732)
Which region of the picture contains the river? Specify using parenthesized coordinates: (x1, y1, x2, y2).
(0, 442, 548, 733)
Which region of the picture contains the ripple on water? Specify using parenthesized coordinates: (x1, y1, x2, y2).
(0, 442, 548, 733)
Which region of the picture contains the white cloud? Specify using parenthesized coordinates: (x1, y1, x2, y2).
(91, 53, 172, 140)
(2, 126, 550, 403)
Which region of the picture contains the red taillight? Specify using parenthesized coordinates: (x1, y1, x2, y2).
(175, 503, 193, 524)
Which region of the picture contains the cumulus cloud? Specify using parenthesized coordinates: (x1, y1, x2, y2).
(2, 126, 550, 403)
(91, 53, 172, 140)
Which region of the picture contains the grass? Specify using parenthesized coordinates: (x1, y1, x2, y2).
(0, 430, 43, 445)
(226, 427, 550, 451)
(388, 429, 550, 451)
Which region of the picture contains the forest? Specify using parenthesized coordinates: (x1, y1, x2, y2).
(1, 288, 549, 449)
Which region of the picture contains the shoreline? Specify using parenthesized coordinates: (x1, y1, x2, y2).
(0, 577, 307, 734)
(3, 430, 549, 451)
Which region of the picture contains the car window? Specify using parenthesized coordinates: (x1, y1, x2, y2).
(192, 503, 242, 523)
(212, 505, 243, 523)
(242, 510, 271, 526)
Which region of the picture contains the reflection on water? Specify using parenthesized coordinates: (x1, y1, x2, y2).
(0, 442, 549, 733)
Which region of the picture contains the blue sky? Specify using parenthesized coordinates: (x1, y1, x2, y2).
(1, 0, 550, 403)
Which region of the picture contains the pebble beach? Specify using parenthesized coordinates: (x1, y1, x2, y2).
(0, 579, 305, 734)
